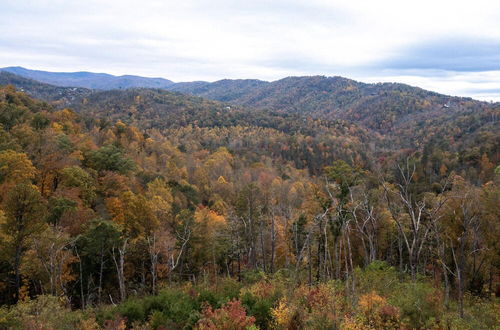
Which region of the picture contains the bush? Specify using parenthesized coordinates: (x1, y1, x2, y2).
(241, 292, 274, 329)
(196, 299, 256, 330)
(117, 298, 146, 324)
(358, 292, 401, 329)
(270, 282, 346, 329)
(240, 279, 283, 328)
(442, 295, 499, 330)
(355, 260, 399, 297)
(100, 287, 199, 329)
(0, 295, 90, 329)
(241, 270, 267, 284)
(191, 277, 243, 310)
(388, 282, 443, 329)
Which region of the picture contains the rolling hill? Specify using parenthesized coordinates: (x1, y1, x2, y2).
(0, 66, 174, 90)
(0, 70, 497, 162)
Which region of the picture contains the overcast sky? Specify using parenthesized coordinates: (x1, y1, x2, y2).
(1, 0, 499, 100)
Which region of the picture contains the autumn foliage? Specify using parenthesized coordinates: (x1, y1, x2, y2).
(0, 79, 498, 329)
(196, 300, 256, 330)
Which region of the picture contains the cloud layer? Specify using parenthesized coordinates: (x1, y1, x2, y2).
(1, 0, 499, 100)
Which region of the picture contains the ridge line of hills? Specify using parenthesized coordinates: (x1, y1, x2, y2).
(0, 66, 489, 103)
(0, 66, 174, 90)
(0, 69, 497, 176)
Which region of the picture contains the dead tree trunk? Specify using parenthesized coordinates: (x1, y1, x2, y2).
(113, 239, 128, 302)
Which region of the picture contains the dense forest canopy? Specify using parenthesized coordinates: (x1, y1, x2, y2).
(0, 73, 498, 329)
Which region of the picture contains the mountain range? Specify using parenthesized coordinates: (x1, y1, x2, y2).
(0, 67, 497, 158)
(0, 66, 174, 90)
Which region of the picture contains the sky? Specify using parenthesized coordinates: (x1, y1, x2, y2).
(1, 0, 500, 101)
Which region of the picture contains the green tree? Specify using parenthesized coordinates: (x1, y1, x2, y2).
(79, 219, 121, 305)
(1, 183, 46, 302)
(83, 145, 135, 174)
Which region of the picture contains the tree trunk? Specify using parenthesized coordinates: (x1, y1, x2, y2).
(457, 266, 464, 318)
(316, 219, 324, 282)
(260, 219, 266, 272)
(438, 243, 450, 308)
(443, 264, 450, 308)
(458, 239, 466, 318)
(270, 214, 276, 273)
(113, 239, 128, 302)
(346, 228, 356, 300)
(13, 244, 22, 302)
(410, 252, 417, 282)
(308, 237, 312, 286)
(98, 247, 104, 305)
(397, 234, 404, 278)
(150, 239, 158, 293)
(75, 248, 85, 309)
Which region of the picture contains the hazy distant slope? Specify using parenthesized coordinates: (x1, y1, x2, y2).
(0, 71, 92, 105)
(0, 66, 174, 90)
(168, 79, 268, 102)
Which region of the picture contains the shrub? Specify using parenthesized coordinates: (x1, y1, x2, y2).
(442, 295, 500, 330)
(271, 298, 293, 329)
(355, 260, 399, 297)
(241, 270, 267, 284)
(303, 283, 345, 329)
(0, 295, 87, 329)
(117, 298, 145, 324)
(192, 277, 242, 310)
(196, 299, 256, 330)
(389, 282, 443, 329)
(141, 288, 198, 327)
(272, 282, 346, 329)
(103, 287, 198, 329)
(358, 292, 401, 329)
(240, 279, 283, 328)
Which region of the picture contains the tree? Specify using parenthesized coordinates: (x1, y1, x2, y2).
(439, 176, 483, 317)
(324, 160, 363, 283)
(383, 158, 437, 281)
(79, 218, 121, 306)
(22, 226, 77, 300)
(60, 166, 96, 207)
(0, 150, 36, 186)
(1, 183, 46, 302)
(0, 100, 27, 130)
(191, 206, 228, 277)
(235, 183, 263, 269)
(146, 178, 173, 223)
(350, 186, 385, 266)
(83, 145, 135, 174)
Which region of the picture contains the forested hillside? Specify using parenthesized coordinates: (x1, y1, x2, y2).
(170, 75, 497, 136)
(0, 76, 498, 329)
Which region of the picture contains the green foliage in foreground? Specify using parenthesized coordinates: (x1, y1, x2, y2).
(0, 263, 498, 329)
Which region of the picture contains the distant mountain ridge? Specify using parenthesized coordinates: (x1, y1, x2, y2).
(0, 66, 174, 90)
(0, 71, 94, 103)
(1, 70, 492, 131)
(0, 69, 497, 164)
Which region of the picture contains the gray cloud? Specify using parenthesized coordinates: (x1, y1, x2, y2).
(380, 38, 500, 72)
(1, 1, 500, 99)
(463, 88, 500, 94)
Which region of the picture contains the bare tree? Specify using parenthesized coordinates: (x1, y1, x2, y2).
(112, 238, 128, 302)
(383, 158, 433, 281)
(442, 184, 480, 318)
(350, 188, 380, 265)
